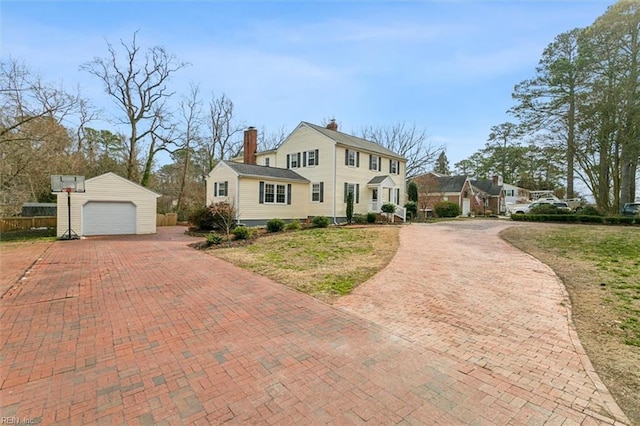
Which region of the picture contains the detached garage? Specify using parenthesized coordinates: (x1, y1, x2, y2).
(56, 172, 161, 238)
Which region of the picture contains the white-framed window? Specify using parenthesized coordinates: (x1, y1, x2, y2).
(370, 155, 379, 171)
(311, 182, 324, 202)
(260, 181, 290, 205)
(290, 154, 299, 168)
(276, 185, 286, 203)
(215, 181, 228, 197)
(344, 182, 359, 203)
(372, 188, 378, 202)
(265, 183, 275, 203)
(307, 150, 317, 166)
(264, 157, 270, 167)
(390, 159, 399, 174)
(345, 149, 359, 167)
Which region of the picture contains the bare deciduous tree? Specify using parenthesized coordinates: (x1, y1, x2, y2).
(80, 31, 188, 185)
(360, 122, 442, 179)
(201, 93, 244, 171)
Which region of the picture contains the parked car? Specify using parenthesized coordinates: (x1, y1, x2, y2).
(621, 202, 640, 216)
(552, 202, 572, 212)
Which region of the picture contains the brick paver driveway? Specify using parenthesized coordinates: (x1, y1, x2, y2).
(0, 224, 630, 424)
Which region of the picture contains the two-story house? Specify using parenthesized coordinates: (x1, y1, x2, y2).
(205, 120, 407, 226)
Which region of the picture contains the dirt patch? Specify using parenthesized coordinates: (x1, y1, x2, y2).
(501, 224, 640, 425)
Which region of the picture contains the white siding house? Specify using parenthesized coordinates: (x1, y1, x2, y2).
(56, 172, 161, 237)
(206, 120, 407, 225)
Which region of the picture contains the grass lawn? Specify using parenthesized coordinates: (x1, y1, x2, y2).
(501, 224, 640, 425)
(0, 228, 57, 242)
(208, 225, 399, 304)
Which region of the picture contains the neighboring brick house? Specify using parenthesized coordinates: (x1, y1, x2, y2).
(206, 120, 407, 225)
(413, 172, 506, 216)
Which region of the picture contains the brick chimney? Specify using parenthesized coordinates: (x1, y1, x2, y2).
(326, 119, 338, 131)
(243, 126, 257, 165)
(492, 175, 503, 186)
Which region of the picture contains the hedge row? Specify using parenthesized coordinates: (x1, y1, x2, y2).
(511, 214, 639, 225)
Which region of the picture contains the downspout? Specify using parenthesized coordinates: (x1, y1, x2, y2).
(236, 176, 240, 223)
(332, 144, 338, 225)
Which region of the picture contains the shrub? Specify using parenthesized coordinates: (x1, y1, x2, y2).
(404, 201, 417, 220)
(312, 215, 330, 228)
(286, 219, 301, 230)
(266, 218, 285, 232)
(366, 212, 377, 223)
(189, 202, 236, 231)
(434, 201, 460, 218)
(232, 226, 250, 240)
(206, 233, 224, 246)
(529, 204, 562, 215)
(381, 203, 396, 213)
(189, 207, 216, 230)
(579, 205, 604, 216)
(352, 213, 367, 224)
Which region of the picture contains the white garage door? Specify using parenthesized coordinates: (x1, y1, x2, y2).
(83, 201, 136, 236)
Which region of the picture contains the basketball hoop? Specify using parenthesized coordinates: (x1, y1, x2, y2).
(51, 175, 85, 240)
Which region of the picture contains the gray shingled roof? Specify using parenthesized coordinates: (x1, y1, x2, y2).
(223, 161, 309, 182)
(436, 175, 468, 193)
(302, 122, 405, 161)
(367, 176, 390, 185)
(471, 179, 503, 196)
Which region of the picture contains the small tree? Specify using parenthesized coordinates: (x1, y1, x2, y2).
(209, 201, 236, 243)
(407, 181, 418, 202)
(434, 201, 460, 218)
(346, 191, 354, 224)
(381, 202, 396, 223)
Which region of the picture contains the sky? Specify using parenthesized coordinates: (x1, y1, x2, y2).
(1, 0, 616, 170)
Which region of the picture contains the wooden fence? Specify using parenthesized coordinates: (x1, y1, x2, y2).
(0, 216, 57, 233)
(156, 213, 178, 226)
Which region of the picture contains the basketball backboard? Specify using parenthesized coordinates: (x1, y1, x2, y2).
(51, 175, 86, 193)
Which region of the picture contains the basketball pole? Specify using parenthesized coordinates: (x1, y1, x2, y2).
(66, 189, 72, 240)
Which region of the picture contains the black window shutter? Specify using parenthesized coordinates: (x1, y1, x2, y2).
(224, 181, 228, 196)
(369, 155, 373, 170)
(286, 154, 290, 169)
(259, 181, 264, 204)
(287, 184, 292, 205)
(344, 182, 348, 202)
(303, 151, 307, 167)
(389, 188, 392, 202)
(297, 153, 301, 168)
(345, 149, 349, 165)
(389, 159, 392, 173)
(395, 188, 400, 204)
(356, 152, 360, 168)
(378, 157, 382, 171)
(356, 184, 360, 204)
(315, 149, 319, 165)
(214, 182, 218, 196)
(319, 182, 324, 202)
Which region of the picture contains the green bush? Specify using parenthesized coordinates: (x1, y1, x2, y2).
(577, 215, 605, 223)
(352, 213, 367, 224)
(434, 201, 460, 218)
(312, 215, 330, 228)
(206, 233, 224, 246)
(578, 205, 604, 216)
(232, 226, 250, 240)
(404, 201, 417, 220)
(529, 204, 565, 215)
(266, 218, 285, 232)
(381, 203, 396, 214)
(366, 212, 377, 223)
(286, 219, 301, 230)
(189, 202, 236, 231)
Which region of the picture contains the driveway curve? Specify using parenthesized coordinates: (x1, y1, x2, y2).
(0, 224, 629, 425)
(336, 221, 629, 424)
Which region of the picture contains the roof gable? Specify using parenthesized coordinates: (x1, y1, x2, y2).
(287, 122, 405, 161)
(471, 179, 503, 196)
(86, 172, 161, 198)
(435, 175, 469, 193)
